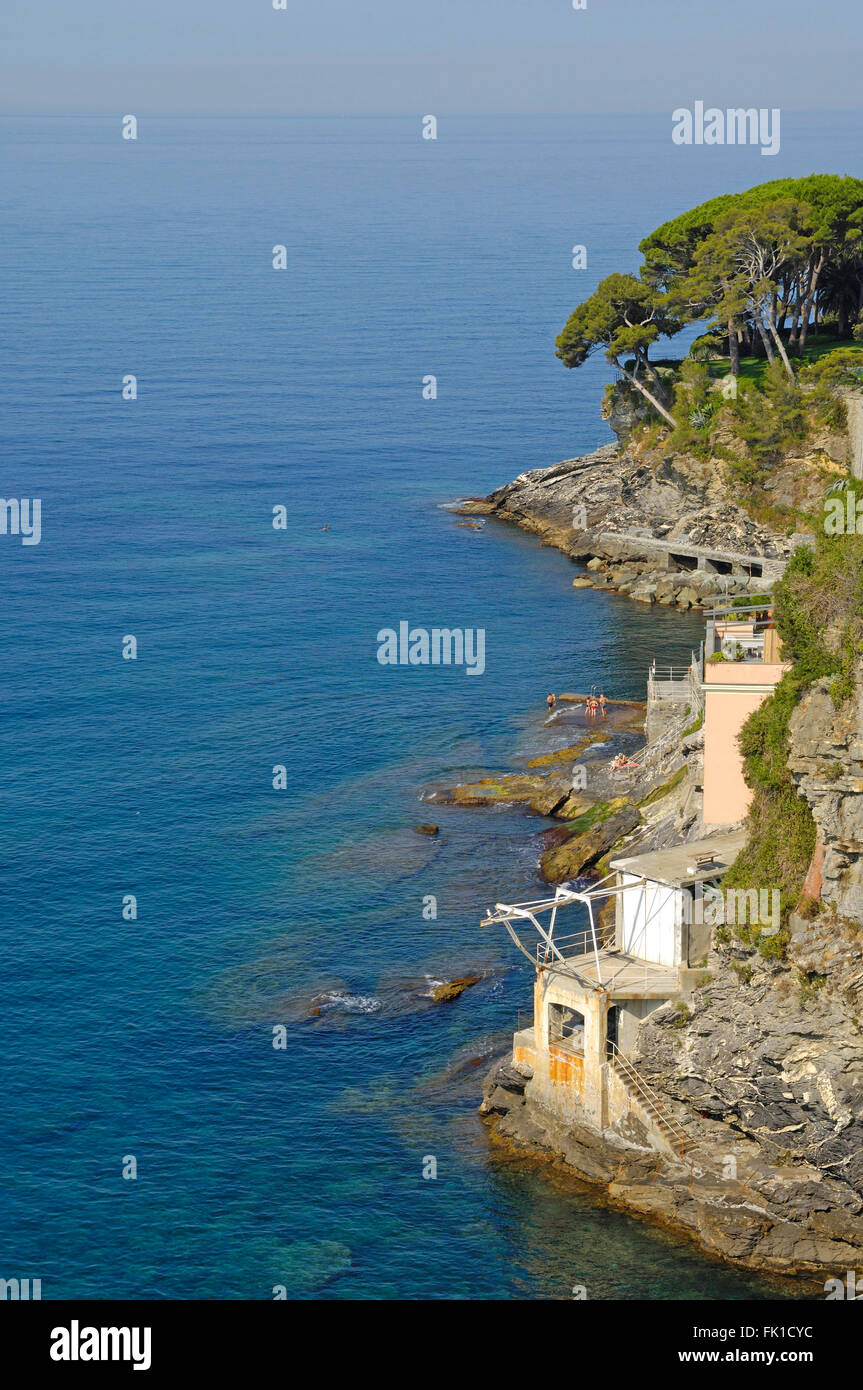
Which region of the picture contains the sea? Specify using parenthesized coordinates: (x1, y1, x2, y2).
(1, 111, 852, 1299)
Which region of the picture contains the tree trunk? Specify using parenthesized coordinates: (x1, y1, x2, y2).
(788, 273, 804, 351)
(798, 249, 825, 354)
(754, 313, 775, 363)
(727, 319, 740, 375)
(615, 359, 679, 429)
(764, 300, 794, 378)
(642, 357, 672, 405)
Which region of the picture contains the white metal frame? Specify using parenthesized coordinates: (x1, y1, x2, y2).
(481, 872, 655, 991)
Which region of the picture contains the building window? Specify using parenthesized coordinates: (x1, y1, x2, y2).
(548, 1003, 585, 1053)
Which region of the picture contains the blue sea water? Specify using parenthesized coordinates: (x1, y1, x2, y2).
(1, 112, 854, 1300)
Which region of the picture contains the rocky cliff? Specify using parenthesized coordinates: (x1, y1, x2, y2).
(481, 663, 863, 1282)
(789, 667, 863, 921)
(460, 440, 823, 609)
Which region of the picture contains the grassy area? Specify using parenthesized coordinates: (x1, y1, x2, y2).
(703, 333, 859, 387)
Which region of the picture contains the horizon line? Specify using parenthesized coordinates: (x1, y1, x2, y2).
(1, 108, 862, 120)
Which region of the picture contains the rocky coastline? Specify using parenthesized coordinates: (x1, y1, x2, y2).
(441, 438, 863, 1287)
(479, 847, 863, 1285)
(457, 440, 816, 609)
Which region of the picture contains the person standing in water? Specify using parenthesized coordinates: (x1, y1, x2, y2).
(546, 693, 556, 711)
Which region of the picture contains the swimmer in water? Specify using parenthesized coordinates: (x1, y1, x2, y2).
(546, 693, 557, 711)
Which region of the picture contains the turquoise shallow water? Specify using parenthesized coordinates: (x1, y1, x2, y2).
(0, 113, 851, 1299)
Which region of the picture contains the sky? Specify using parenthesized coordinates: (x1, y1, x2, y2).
(0, 0, 861, 115)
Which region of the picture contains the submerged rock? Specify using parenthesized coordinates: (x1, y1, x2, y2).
(428, 772, 576, 818)
(430, 975, 482, 1003)
(278, 1239, 352, 1293)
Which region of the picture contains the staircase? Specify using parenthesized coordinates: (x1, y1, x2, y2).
(607, 1042, 688, 1157)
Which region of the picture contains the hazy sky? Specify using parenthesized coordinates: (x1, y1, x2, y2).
(2, 0, 861, 115)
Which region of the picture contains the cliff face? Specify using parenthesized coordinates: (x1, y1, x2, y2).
(614, 666, 863, 1276)
(485, 878, 863, 1278)
(626, 911, 863, 1273)
(789, 668, 863, 921)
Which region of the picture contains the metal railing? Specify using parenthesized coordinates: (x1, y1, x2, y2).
(516, 1009, 534, 1035)
(535, 923, 614, 966)
(649, 664, 691, 682)
(647, 658, 704, 707)
(607, 1041, 687, 1156)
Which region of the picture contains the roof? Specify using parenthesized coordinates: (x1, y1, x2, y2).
(609, 830, 748, 888)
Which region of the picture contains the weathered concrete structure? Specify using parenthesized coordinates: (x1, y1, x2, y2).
(487, 832, 746, 1155)
(595, 531, 789, 584)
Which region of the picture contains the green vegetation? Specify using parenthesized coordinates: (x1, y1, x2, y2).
(681, 709, 704, 737)
(561, 797, 631, 832)
(730, 961, 754, 985)
(671, 1002, 692, 1028)
(556, 175, 863, 487)
(798, 971, 827, 1004)
(556, 272, 683, 427)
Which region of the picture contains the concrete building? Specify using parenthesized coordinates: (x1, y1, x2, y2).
(701, 602, 789, 826)
(483, 832, 746, 1154)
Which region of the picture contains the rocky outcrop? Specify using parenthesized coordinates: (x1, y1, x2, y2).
(539, 801, 640, 882)
(431, 976, 482, 1003)
(481, 1034, 863, 1281)
(788, 667, 863, 921)
(427, 772, 589, 820)
(459, 443, 808, 609)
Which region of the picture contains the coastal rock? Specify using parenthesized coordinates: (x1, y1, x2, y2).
(413, 823, 439, 836)
(539, 802, 640, 882)
(526, 734, 608, 768)
(428, 772, 581, 820)
(430, 975, 482, 1003)
(480, 1052, 863, 1281)
(478, 1056, 533, 1117)
(459, 443, 807, 606)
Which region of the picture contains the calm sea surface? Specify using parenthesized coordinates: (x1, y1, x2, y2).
(1, 113, 852, 1299)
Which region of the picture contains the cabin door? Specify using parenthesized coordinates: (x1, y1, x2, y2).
(606, 1005, 619, 1057)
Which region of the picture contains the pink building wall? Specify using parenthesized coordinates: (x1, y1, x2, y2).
(702, 663, 788, 826)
